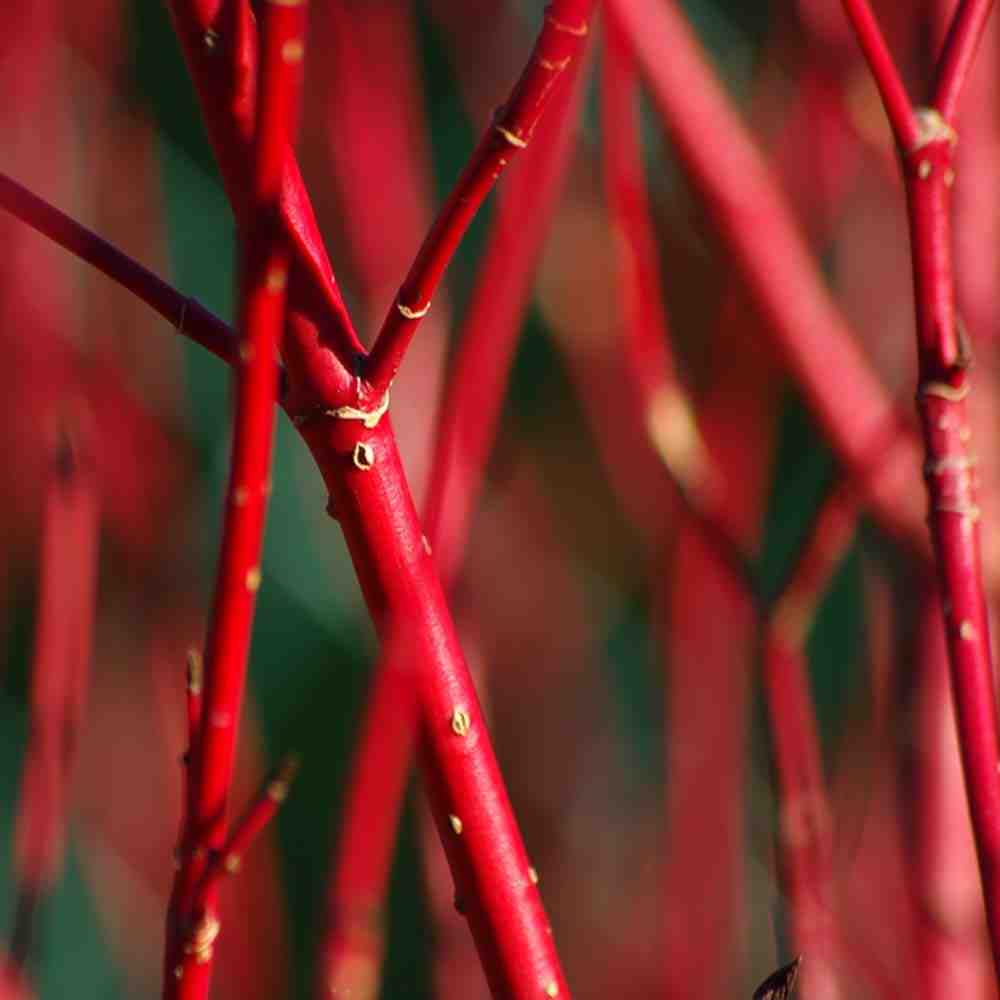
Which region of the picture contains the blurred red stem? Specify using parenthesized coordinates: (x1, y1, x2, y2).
(7, 426, 99, 986)
(605, 0, 927, 552)
(364, 0, 593, 397)
(763, 486, 858, 998)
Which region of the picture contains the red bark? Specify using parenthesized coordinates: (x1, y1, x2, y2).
(164, 4, 305, 996)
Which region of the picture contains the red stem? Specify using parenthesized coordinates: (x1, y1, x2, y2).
(316, 0, 448, 510)
(422, 52, 587, 583)
(165, 1, 582, 993)
(318, 54, 588, 999)
(9, 1, 587, 991)
(933, 0, 996, 119)
(164, 4, 305, 997)
(364, 0, 594, 398)
(191, 755, 299, 910)
(658, 316, 775, 998)
(912, 592, 992, 998)
(166, 0, 360, 404)
(297, 416, 569, 999)
(317, 0, 439, 325)
(598, 49, 860, 971)
(838, 0, 918, 148)
(842, 0, 1000, 984)
(8, 424, 99, 987)
(0, 171, 239, 369)
(599, 14, 759, 590)
(604, 0, 927, 552)
(601, 15, 697, 481)
(906, 135, 1000, 987)
(317, 636, 418, 999)
(763, 486, 857, 999)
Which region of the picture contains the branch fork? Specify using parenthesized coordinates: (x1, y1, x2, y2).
(840, 0, 1000, 983)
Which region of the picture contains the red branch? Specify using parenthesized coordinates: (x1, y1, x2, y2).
(364, 0, 593, 397)
(8, 0, 591, 993)
(318, 46, 589, 999)
(840, 0, 1000, 983)
(164, 3, 306, 997)
(165, 1, 593, 995)
(605, 0, 927, 553)
(600, 13, 757, 590)
(933, 0, 996, 119)
(763, 486, 857, 999)
(191, 755, 299, 911)
(0, 172, 238, 369)
(7, 424, 99, 988)
(166, 0, 361, 405)
(296, 413, 569, 998)
(839, 0, 918, 147)
(912, 592, 992, 997)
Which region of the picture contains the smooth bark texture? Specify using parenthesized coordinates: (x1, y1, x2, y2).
(163, 2, 592, 995)
(605, 0, 926, 552)
(6, 430, 99, 993)
(164, 4, 304, 996)
(365, 0, 593, 396)
(764, 488, 857, 1000)
(840, 0, 1000, 982)
(298, 415, 568, 999)
(319, 47, 587, 999)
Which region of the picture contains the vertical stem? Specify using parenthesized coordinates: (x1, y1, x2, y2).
(299, 416, 570, 1000)
(933, 0, 996, 118)
(604, 0, 926, 549)
(164, 3, 305, 997)
(659, 328, 773, 998)
(763, 487, 857, 1000)
(903, 114, 1000, 982)
(6, 423, 99, 992)
(840, 0, 1000, 984)
(318, 51, 587, 1000)
(911, 592, 992, 999)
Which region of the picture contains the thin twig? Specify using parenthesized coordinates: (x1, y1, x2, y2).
(364, 0, 594, 397)
(841, 0, 1000, 982)
(164, 3, 307, 996)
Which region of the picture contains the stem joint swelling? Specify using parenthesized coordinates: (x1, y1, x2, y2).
(290, 386, 391, 431)
(903, 110, 957, 189)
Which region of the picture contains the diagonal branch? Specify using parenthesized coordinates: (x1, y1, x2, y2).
(933, 0, 996, 119)
(838, 0, 918, 147)
(0, 171, 238, 369)
(841, 0, 1000, 984)
(318, 45, 589, 1000)
(363, 0, 594, 398)
(605, 0, 927, 555)
(164, 3, 307, 996)
(166, 0, 361, 400)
